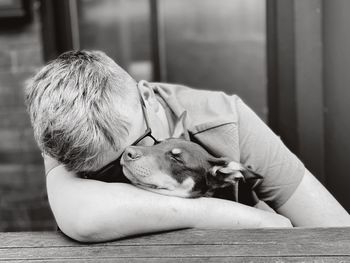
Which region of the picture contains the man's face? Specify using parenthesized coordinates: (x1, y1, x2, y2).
(99, 103, 146, 170)
(97, 87, 170, 172)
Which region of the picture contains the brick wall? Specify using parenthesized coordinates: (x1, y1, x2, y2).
(0, 3, 56, 231)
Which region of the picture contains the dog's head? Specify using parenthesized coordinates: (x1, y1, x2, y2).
(120, 138, 261, 198)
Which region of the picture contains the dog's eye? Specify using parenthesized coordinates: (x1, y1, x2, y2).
(170, 154, 183, 163)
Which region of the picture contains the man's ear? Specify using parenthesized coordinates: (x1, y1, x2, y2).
(172, 111, 190, 140)
(138, 81, 159, 112)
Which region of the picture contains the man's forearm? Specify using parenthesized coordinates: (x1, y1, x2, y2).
(47, 166, 291, 243)
(277, 169, 350, 226)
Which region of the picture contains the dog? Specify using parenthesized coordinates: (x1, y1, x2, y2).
(120, 113, 261, 201)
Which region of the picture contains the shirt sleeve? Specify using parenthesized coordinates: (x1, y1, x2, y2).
(235, 97, 305, 210)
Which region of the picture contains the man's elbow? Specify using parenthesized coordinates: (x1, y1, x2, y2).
(259, 213, 293, 228)
(60, 221, 99, 243)
(54, 207, 126, 243)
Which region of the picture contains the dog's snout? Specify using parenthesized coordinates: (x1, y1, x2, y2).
(123, 147, 142, 161)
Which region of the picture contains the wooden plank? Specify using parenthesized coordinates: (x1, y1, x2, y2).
(1, 244, 350, 261)
(1, 228, 350, 248)
(4, 257, 350, 263)
(0, 228, 349, 259)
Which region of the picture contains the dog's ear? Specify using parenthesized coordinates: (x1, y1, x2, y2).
(205, 157, 238, 187)
(206, 157, 263, 202)
(207, 157, 263, 187)
(172, 111, 190, 140)
(241, 167, 263, 181)
(207, 160, 244, 187)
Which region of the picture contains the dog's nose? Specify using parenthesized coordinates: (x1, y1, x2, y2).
(123, 147, 142, 161)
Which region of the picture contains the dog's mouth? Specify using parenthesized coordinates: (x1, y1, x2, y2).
(122, 165, 164, 190)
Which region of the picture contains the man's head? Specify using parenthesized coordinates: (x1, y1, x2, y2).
(26, 50, 144, 172)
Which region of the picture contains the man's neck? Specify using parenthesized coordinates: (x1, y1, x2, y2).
(156, 102, 171, 139)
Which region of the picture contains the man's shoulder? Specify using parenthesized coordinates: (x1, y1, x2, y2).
(152, 81, 238, 98)
(152, 81, 241, 120)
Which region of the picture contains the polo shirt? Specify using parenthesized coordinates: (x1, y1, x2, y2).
(151, 81, 305, 210)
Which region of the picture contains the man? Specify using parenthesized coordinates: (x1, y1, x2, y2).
(25, 50, 350, 242)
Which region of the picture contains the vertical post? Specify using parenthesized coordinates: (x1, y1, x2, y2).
(266, 0, 279, 134)
(266, 0, 299, 155)
(68, 0, 80, 50)
(150, 0, 166, 81)
(294, 0, 325, 183)
(266, 0, 325, 182)
(39, 0, 78, 61)
(40, 0, 58, 61)
(118, 0, 131, 69)
(323, 0, 350, 210)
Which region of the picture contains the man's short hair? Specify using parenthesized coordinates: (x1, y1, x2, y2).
(25, 50, 139, 172)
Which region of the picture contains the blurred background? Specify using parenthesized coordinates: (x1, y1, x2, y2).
(0, 0, 349, 231)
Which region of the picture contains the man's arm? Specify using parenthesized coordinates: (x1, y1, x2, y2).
(277, 169, 350, 226)
(234, 96, 350, 225)
(45, 164, 292, 243)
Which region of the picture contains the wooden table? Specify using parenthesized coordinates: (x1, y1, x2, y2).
(0, 228, 349, 262)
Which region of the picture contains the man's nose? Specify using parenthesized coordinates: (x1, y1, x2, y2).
(123, 147, 142, 161)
